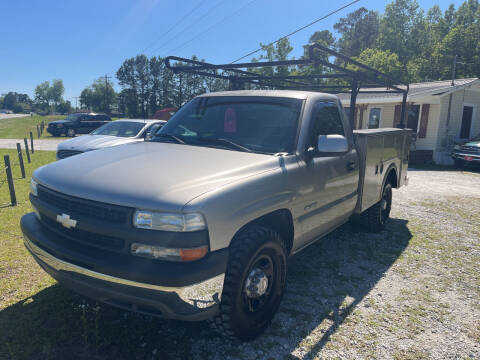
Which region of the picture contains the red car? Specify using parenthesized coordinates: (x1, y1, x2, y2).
(153, 108, 177, 120)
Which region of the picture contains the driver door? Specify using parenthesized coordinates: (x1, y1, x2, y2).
(295, 101, 359, 248)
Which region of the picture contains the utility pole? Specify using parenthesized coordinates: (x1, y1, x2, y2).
(104, 74, 112, 114)
(451, 54, 457, 86)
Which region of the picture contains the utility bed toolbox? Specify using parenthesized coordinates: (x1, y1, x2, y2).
(353, 128, 411, 213)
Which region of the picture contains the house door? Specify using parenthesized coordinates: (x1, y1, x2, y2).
(407, 105, 420, 132)
(460, 106, 473, 139)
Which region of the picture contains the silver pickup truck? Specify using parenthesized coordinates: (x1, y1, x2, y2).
(21, 90, 410, 340)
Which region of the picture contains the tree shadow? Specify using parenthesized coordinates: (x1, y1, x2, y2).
(0, 218, 411, 359)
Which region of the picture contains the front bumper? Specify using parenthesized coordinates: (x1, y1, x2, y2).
(21, 213, 227, 321)
(451, 152, 480, 163)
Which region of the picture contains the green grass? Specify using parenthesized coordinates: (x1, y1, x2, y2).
(0, 115, 64, 140)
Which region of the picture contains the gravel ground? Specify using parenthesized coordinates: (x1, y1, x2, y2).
(185, 168, 480, 360)
(0, 138, 63, 151)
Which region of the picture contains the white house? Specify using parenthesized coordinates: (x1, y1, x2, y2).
(338, 78, 480, 165)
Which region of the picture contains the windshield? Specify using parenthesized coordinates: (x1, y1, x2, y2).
(65, 114, 82, 121)
(91, 121, 144, 137)
(155, 96, 303, 154)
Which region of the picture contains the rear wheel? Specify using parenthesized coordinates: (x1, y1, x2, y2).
(361, 182, 392, 233)
(210, 226, 287, 340)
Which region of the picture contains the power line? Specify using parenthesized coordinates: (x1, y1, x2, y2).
(162, 0, 260, 56)
(230, 0, 361, 64)
(140, 0, 206, 54)
(148, 0, 227, 56)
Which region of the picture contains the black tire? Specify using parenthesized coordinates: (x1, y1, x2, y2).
(210, 226, 287, 340)
(360, 182, 392, 233)
(454, 159, 464, 170)
(66, 128, 75, 137)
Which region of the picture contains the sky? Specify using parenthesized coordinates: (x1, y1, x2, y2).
(0, 0, 467, 103)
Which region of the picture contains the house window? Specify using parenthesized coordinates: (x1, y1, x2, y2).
(368, 108, 381, 128)
(460, 105, 473, 139)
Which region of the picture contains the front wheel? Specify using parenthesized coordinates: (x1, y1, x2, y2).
(66, 128, 76, 137)
(360, 182, 392, 233)
(210, 226, 287, 340)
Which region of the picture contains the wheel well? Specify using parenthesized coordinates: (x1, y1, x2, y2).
(386, 167, 398, 188)
(238, 209, 294, 255)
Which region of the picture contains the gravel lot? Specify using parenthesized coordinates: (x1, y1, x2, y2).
(2, 168, 479, 359)
(180, 168, 480, 360)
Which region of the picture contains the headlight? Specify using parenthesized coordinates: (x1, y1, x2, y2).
(133, 210, 206, 232)
(131, 243, 208, 261)
(30, 178, 38, 196)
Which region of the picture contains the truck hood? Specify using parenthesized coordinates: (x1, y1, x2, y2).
(34, 142, 278, 211)
(57, 135, 140, 152)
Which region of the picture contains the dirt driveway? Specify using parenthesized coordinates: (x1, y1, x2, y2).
(1, 168, 479, 359)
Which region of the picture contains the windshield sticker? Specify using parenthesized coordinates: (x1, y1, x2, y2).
(224, 106, 237, 133)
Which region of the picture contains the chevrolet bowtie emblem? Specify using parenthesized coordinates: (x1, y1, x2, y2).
(56, 213, 77, 229)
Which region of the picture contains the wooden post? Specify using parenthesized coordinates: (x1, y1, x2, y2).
(24, 138, 31, 163)
(4, 155, 17, 206)
(30, 132, 34, 153)
(16, 143, 26, 179)
(37, 124, 41, 139)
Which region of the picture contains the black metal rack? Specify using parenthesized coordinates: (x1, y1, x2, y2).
(165, 43, 409, 128)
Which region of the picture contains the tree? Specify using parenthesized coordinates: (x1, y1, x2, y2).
(34, 81, 50, 110)
(334, 8, 379, 57)
(79, 78, 116, 113)
(377, 0, 426, 65)
(48, 79, 65, 109)
(353, 49, 405, 81)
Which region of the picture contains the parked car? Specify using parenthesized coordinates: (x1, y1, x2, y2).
(47, 113, 112, 137)
(152, 107, 177, 120)
(452, 133, 480, 168)
(56, 119, 165, 160)
(22, 90, 410, 340)
(0, 109, 13, 114)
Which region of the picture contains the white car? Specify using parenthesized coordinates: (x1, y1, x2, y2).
(56, 119, 165, 160)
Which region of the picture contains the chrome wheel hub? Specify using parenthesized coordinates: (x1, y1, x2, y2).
(244, 268, 269, 298)
(381, 199, 387, 210)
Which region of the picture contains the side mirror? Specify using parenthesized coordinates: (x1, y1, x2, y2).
(317, 134, 349, 153)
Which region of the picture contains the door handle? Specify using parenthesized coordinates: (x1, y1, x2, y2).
(347, 161, 356, 171)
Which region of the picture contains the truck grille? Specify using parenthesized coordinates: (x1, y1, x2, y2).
(42, 216, 125, 250)
(37, 185, 132, 224)
(57, 150, 83, 159)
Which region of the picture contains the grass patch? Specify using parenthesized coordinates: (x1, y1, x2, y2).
(0, 115, 64, 140)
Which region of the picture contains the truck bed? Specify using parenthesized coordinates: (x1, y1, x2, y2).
(353, 128, 411, 213)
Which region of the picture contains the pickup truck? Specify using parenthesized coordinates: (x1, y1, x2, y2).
(47, 113, 112, 137)
(21, 90, 410, 340)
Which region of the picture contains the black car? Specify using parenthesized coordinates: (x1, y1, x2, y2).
(451, 133, 480, 168)
(47, 113, 112, 137)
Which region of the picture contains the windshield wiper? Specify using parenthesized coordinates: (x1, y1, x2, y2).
(152, 133, 185, 144)
(195, 137, 252, 153)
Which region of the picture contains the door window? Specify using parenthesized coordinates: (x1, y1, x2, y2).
(368, 108, 381, 128)
(460, 106, 473, 139)
(309, 102, 345, 147)
(407, 105, 420, 132)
